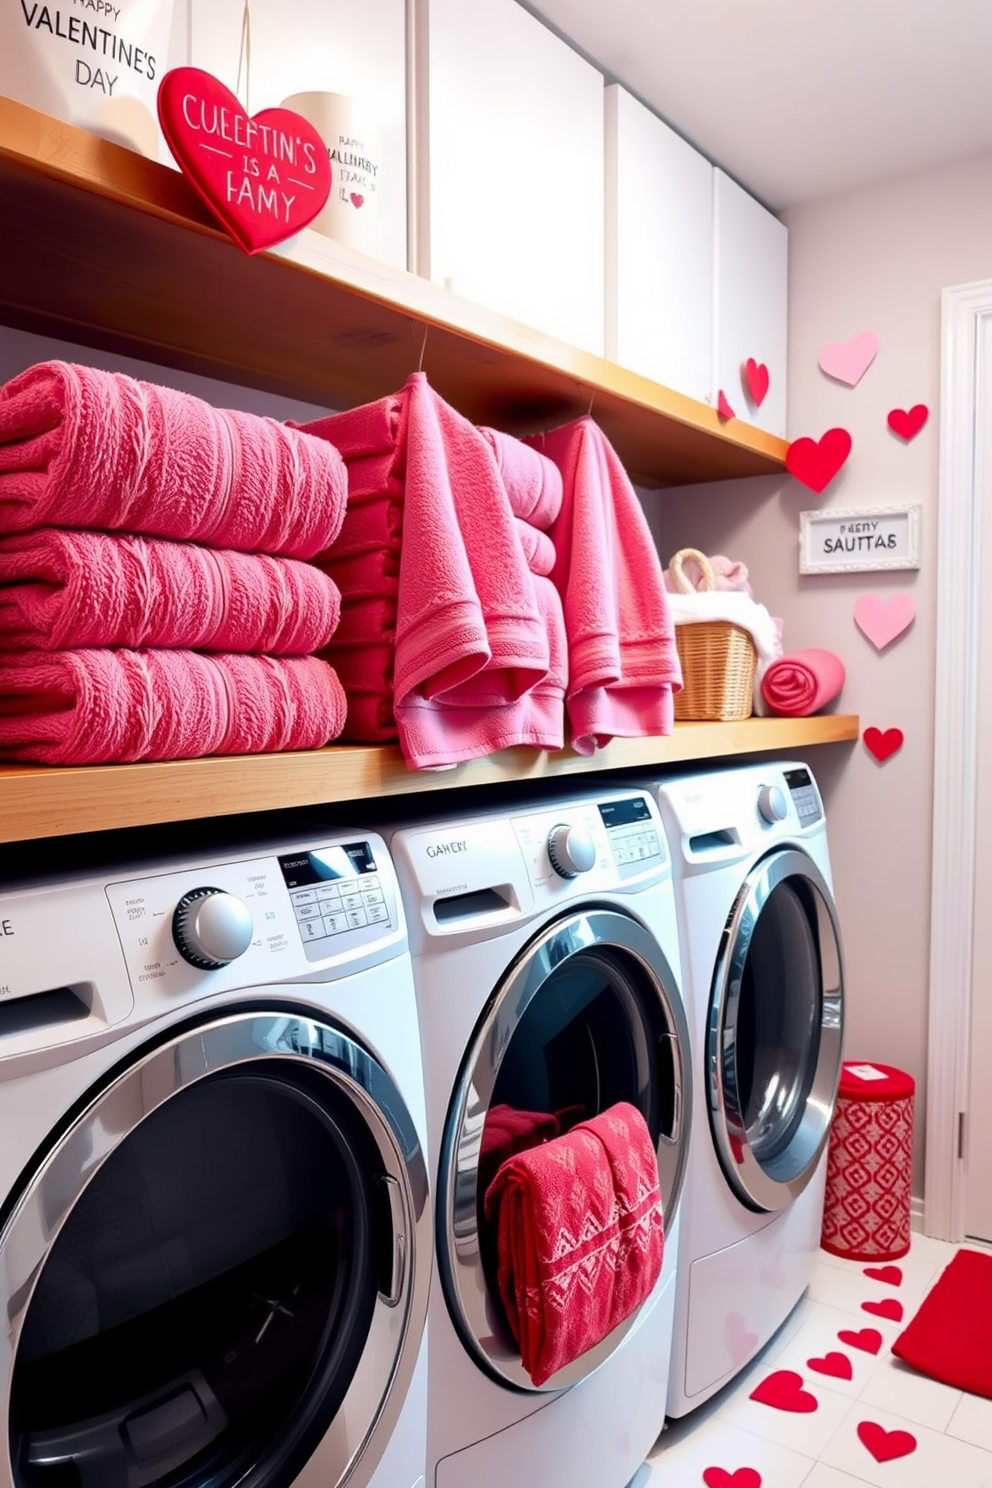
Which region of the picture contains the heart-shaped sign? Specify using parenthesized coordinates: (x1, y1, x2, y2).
(749, 1370, 818, 1413)
(703, 1470, 762, 1488)
(838, 1327, 883, 1355)
(158, 68, 332, 255)
(807, 1351, 853, 1380)
(786, 428, 852, 494)
(857, 1421, 917, 1463)
(862, 1295, 904, 1320)
(888, 404, 929, 440)
(818, 330, 879, 386)
(854, 594, 916, 651)
(863, 1264, 903, 1286)
(718, 390, 736, 420)
(743, 358, 770, 407)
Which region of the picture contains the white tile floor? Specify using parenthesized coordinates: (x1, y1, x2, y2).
(637, 1233, 992, 1488)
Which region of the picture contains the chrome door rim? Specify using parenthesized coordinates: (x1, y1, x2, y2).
(708, 850, 844, 1213)
(0, 1010, 430, 1488)
(439, 907, 692, 1393)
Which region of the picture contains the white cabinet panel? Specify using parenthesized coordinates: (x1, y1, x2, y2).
(188, 0, 407, 269)
(713, 169, 788, 437)
(605, 85, 712, 405)
(427, 0, 604, 354)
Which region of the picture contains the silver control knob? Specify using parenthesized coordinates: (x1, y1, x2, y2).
(547, 823, 597, 879)
(757, 785, 788, 824)
(173, 887, 254, 969)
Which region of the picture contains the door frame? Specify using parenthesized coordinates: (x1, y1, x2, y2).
(925, 279, 992, 1240)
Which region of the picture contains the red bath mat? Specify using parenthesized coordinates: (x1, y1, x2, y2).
(892, 1249, 992, 1397)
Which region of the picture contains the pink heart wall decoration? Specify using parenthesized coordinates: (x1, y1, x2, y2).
(854, 594, 916, 651)
(786, 428, 852, 493)
(818, 331, 879, 386)
(888, 405, 929, 440)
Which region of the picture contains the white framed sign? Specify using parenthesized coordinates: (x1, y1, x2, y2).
(799, 504, 922, 575)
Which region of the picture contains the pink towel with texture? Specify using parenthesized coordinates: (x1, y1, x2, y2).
(0, 529, 341, 655)
(514, 520, 556, 577)
(0, 650, 346, 765)
(0, 362, 347, 558)
(761, 648, 846, 717)
(480, 428, 564, 529)
(663, 553, 753, 596)
(525, 418, 681, 755)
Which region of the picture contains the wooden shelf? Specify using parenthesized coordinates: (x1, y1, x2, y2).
(0, 97, 788, 487)
(0, 717, 859, 844)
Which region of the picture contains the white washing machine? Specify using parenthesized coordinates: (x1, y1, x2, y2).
(386, 788, 692, 1488)
(646, 761, 845, 1417)
(0, 825, 431, 1488)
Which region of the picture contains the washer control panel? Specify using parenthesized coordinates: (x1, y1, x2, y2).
(599, 796, 665, 877)
(279, 841, 390, 960)
(783, 767, 823, 826)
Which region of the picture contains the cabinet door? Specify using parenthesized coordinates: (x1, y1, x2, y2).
(605, 85, 712, 405)
(188, 0, 408, 269)
(713, 169, 788, 438)
(426, 0, 604, 355)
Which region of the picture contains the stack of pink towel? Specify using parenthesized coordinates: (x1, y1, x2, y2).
(0, 361, 349, 765)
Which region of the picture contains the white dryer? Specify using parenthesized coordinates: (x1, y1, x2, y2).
(646, 762, 845, 1417)
(387, 788, 692, 1488)
(0, 826, 431, 1488)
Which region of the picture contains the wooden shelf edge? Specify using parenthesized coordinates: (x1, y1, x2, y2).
(0, 716, 860, 844)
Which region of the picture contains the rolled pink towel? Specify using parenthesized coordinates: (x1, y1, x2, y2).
(0, 530, 341, 655)
(0, 362, 347, 558)
(761, 648, 846, 717)
(0, 650, 346, 764)
(479, 427, 564, 529)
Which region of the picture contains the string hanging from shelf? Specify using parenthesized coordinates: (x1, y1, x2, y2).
(235, 0, 253, 115)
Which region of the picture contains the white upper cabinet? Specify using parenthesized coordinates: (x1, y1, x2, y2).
(712, 168, 788, 437)
(425, 0, 604, 355)
(604, 85, 713, 406)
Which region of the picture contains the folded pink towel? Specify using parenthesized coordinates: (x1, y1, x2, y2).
(525, 418, 681, 755)
(319, 496, 402, 559)
(0, 650, 346, 765)
(0, 362, 347, 558)
(761, 648, 846, 717)
(663, 552, 753, 596)
(514, 519, 556, 577)
(480, 427, 564, 529)
(322, 547, 399, 602)
(0, 529, 340, 655)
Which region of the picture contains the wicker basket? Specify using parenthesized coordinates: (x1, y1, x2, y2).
(669, 549, 757, 722)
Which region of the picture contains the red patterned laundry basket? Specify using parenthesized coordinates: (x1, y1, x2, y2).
(821, 1062, 915, 1262)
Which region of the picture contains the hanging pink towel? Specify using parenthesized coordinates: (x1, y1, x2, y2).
(0, 361, 347, 558)
(761, 648, 846, 717)
(0, 529, 340, 655)
(0, 650, 346, 765)
(480, 427, 564, 529)
(525, 418, 681, 754)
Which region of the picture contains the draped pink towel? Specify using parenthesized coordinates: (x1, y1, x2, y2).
(0, 362, 347, 558)
(0, 529, 341, 655)
(0, 650, 346, 765)
(761, 648, 846, 717)
(525, 418, 681, 754)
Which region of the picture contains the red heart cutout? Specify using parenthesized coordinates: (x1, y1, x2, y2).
(350, 192, 365, 208)
(807, 1351, 853, 1380)
(743, 358, 770, 407)
(703, 1470, 762, 1488)
(838, 1327, 883, 1355)
(863, 727, 904, 764)
(785, 427, 852, 494)
(863, 1264, 902, 1286)
(749, 1370, 818, 1413)
(717, 390, 736, 420)
(862, 1297, 904, 1322)
(888, 404, 928, 441)
(857, 1421, 917, 1462)
(158, 68, 332, 255)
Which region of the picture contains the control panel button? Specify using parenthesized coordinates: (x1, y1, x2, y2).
(547, 823, 597, 879)
(757, 785, 788, 824)
(173, 888, 254, 970)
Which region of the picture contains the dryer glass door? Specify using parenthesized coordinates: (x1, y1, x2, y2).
(439, 908, 691, 1393)
(708, 849, 844, 1212)
(1, 1012, 429, 1488)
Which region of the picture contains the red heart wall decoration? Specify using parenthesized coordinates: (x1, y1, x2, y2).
(888, 404, 929, 441)
(749, 1370, 818, 1413)
(785, 428, 852, 494)
(863, 728, 904, 765)
(703, 1470, 762, 1488)
(743, 358, 770, 407)
(863, 1265, 903, 1286)
(158, 68, 332, 255)
(862, 1296, 904, 1321)
(837, 1327, 883, 1355)
(718, 390, 737, 420)
(807, 1351, 853, 1380)
(857, 1422, 918, 1463)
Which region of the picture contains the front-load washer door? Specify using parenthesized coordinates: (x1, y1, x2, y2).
(709, 848, 844, 1213)
(439, 907, 691, 1393)
(0, 1009, 430, 1488)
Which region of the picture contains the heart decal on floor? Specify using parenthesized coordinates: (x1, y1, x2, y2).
(857, 1421, 918, 1462)
(703, 1469, 762, 1488)
(785, 427, 852, 494)
(718, 390, 737, 420)
(743, 358, 770, 407)
(863, 727, 904, 764)
(888, 404, 929, 441)
(862, 1297, 904, 1321)
(818, 330, 879, 386)
(838, 1327, 883, 1354)
(749, 1370, 818, 1413)
(863, 1264, 903, 1286)
(807, 1351, 853, 1380)
(854, 594, 915, 651)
